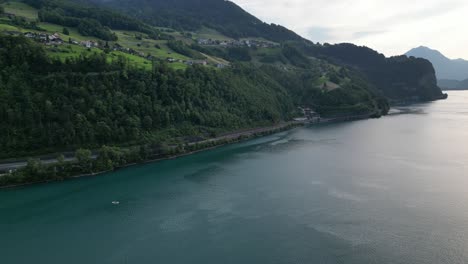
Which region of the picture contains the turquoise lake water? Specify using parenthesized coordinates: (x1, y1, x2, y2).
(1, 91, 468, 264)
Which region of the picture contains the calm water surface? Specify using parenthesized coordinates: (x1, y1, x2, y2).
(1, 91, 468, 264)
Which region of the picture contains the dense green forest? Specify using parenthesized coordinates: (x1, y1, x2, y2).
(88, 0, 305, 42)
(0, 35, 387, 158)
(24, 0, 164, 40)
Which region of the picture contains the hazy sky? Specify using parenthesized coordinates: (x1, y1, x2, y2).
(233, 0, 468, 59)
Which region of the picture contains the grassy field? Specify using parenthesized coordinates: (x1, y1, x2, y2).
(0, 1, 218, 70)
(112, 30, 190, 61)
(201, 52, 230, 65)
(1, 1, 38, 20)
(45, 44, 102, 60)
(109, 51, 153, 70)
(194, 27, 233, 41)
(46, 43, 188, 71)
(38, 23, 100, 42)
(0, 23, 20, 31)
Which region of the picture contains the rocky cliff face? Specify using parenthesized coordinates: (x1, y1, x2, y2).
(301, 43, 446, 101)
(383, 55, 446, 101)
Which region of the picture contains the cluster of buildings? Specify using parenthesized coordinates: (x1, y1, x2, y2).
(1, 30, 229, 69)
(76, 40, 99, 48)
(166, 57, 228, 68)
(109, 44, 228, 68)
(3, 31, 63, 45)
(294, 107, 321, 123)
(22, 31, 100, 48)
(23, 31, 63, 44)
(112, 44, 146, 57)
(197, 38, 279, 48)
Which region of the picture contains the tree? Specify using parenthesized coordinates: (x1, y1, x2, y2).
(76, 148, 93, 173)
(62, 27, 70, 35)
(57, 154, 65, 166)
(24, 159, 45, 181)
(54, 154, 69, 178)
(0, 6, 4, 15)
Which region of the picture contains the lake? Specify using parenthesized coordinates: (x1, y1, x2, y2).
(1, 91, 468, 264)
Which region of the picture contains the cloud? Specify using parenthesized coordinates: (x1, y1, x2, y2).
(375, 1, 463, 26)
(352, 30, 387, 39)
(306, 27, 334, 43)
(232, 0, 468, 59)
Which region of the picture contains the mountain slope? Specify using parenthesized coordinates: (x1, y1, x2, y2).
(88, 0, 305, 43)
(299, 43, 446, 101)
(91, 0, 445, 101)
(438, 78, 468, 90)
(406, 46, 468, 81)
(1, 0, 446, 102)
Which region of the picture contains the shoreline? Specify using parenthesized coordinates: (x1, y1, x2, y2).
(0, 122, 303, 189)
(0, 109, 398, 190)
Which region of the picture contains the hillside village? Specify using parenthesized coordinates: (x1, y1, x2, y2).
(0, 1, 286, 70)
(197, 38, 279, 48)
(2, 29, 228, 67)
(0, 0, 341, 73)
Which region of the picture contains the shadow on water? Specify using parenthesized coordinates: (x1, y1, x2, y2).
(184, 165, 221, 183)
(387, 107, 427, 116)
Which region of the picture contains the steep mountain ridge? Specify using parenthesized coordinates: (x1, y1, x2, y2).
(88, 0, 305, 42)
(298, 43, 446, 101)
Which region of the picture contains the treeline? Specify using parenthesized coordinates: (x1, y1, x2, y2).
(24, 0, 164, 41)
(2, 15, 42, 30)
(192, 44, 311, 67)
(0, 123, 300, 187)
(37, 8, 117, 40)
(191, 44, 252, 62)
(0, 145, 155, 187)
(167, 40, 205, 60)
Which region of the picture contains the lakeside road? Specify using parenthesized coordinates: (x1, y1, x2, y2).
(0, 158, 73, 174)
(0, 121, 302, 175)
(0, 113, 379, 176)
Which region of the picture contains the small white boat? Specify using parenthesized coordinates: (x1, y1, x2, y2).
(112, 201, 120, 205)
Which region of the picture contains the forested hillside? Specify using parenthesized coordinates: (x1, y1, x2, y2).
(88, 0, 305, 42)
(0, 0, 444, 161)
(24, 0, 163, 40)
(0, 35, 387, 158)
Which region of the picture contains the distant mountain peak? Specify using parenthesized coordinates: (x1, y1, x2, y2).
(406, 46, 468, 81)
(406, 46, 448, 61)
